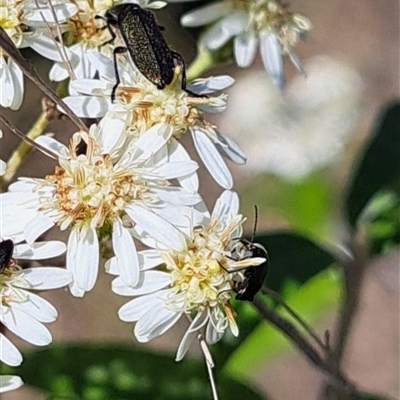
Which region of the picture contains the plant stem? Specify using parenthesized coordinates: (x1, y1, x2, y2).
(1, 112, 49, 188)
(319, 237, 367, 400)
(252, 297, 362, 400)
(187, 48, 215, 82)
(1, 80, 70, 189)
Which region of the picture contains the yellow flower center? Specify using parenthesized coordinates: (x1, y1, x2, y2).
(116, 78, 217, 139)
(65, 0, 115, 47)
(163, 218, 244, 313)
(40, 134, 154, 231)
(0, 0, 27, 47)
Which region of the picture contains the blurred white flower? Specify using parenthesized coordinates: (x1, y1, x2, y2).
(110, 190, 266, 360)
(0, 238, 70, 368)
(218, 57, 364, 180)
(177, 0, 311, 89)
(0, 375, 23, 393)
(0, 0, 77, 109)
(62, 62, 246, 189)
(0, 125, 202, 296)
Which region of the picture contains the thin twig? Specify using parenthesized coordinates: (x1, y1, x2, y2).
(319, 237, 367, 400)
(0, 113, 57, 160)
(36, 0, 76, 80)
(252, 297, 362, 400)
(0, 27, 87, 132)
(197, 333, 219, 400)
(262, 287, 329, 353)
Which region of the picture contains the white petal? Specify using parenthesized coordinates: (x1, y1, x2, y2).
(138, 250, 164, 270)
(126, 204, 186, 251)
(288, 49, 307, 76)
(62, 96, 110, 118)
(212, 190, 239, 220)
(0, 59, 14, 108)
(29, 34, 68, 62)
(181, 2, 232, 27)
(69, 79, 111, 95)
(150, 187, 201, 206)
(133, 123, 173, 161)
(105, 256, 119, 275)
(0, 159, 6, 175)
(14, 241, 66, 260)
(26, 3, 78, 24)
(1, 307, 52, 346)
(0, 375, 23, 393)
(188, 75, 234, 95)
(8, 59, 23, 110)
(215, 130, 247, 164)
(97, 115, 126, 153)
(22, 267, 72, 289)
(72, 227, 99, 293)
(147, 161, 198, 180)
(34, 136, 68, 158)
(176, 311, 208, 361)
(118, 290, 163, 321)
(87, 50, 115, 79)
(24, 213, 55, 244)
(112, 219, 140, 287)
(135, 303, 181, 342)
(234, 31, 258, 68)
(152, 205, 194, 229)
(8, 290, 57, 323)
(168, 139, 199, 193)
(0, 334, 22, 367)
(112, 270, 171, 296)
(191, 128, 233, 189)
(205, 321, 224, 344)
(49, 61, 69, 81)
(203, 11, 247, 50)
(66, 230, 84, 297)
(260, 31, 284, 90)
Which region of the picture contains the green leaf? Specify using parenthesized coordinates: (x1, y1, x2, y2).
(254, 232, 337, 294)
(240, 173, 334, 241)
(223, 268, 342, 381)
(8, 345, 264, 400)
(346, 102, 400, 227)
(360, 393, 393, 400)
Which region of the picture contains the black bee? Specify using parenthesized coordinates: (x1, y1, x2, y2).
(103, 3, 187, 101)
(0, 239, 14, 273)
(232, 240, 269, 301)
(228, 206, 269, 302)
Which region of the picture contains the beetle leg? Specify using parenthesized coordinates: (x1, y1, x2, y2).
(111, 46, 128, 102)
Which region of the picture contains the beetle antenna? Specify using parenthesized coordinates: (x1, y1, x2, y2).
(251, 205, 258, 242)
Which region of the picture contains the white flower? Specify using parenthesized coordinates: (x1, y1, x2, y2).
(218, 57, 364, 180)
(110, 190, 266, 360)
(0, 0, 78, 109)
(62, 62, 246, 189)
(178, 0, 312, 89)
(1, 125, 202, 296)
(48, 0, 165, 82)
(0, 375, 23, 393)
(0, 238, 71, 367)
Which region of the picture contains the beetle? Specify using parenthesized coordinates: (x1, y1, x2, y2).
(0, 239, 14, 273)
(231, 240, 269, 301)
(102, 3, 188, 101)
(226, 206, 269, 302)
